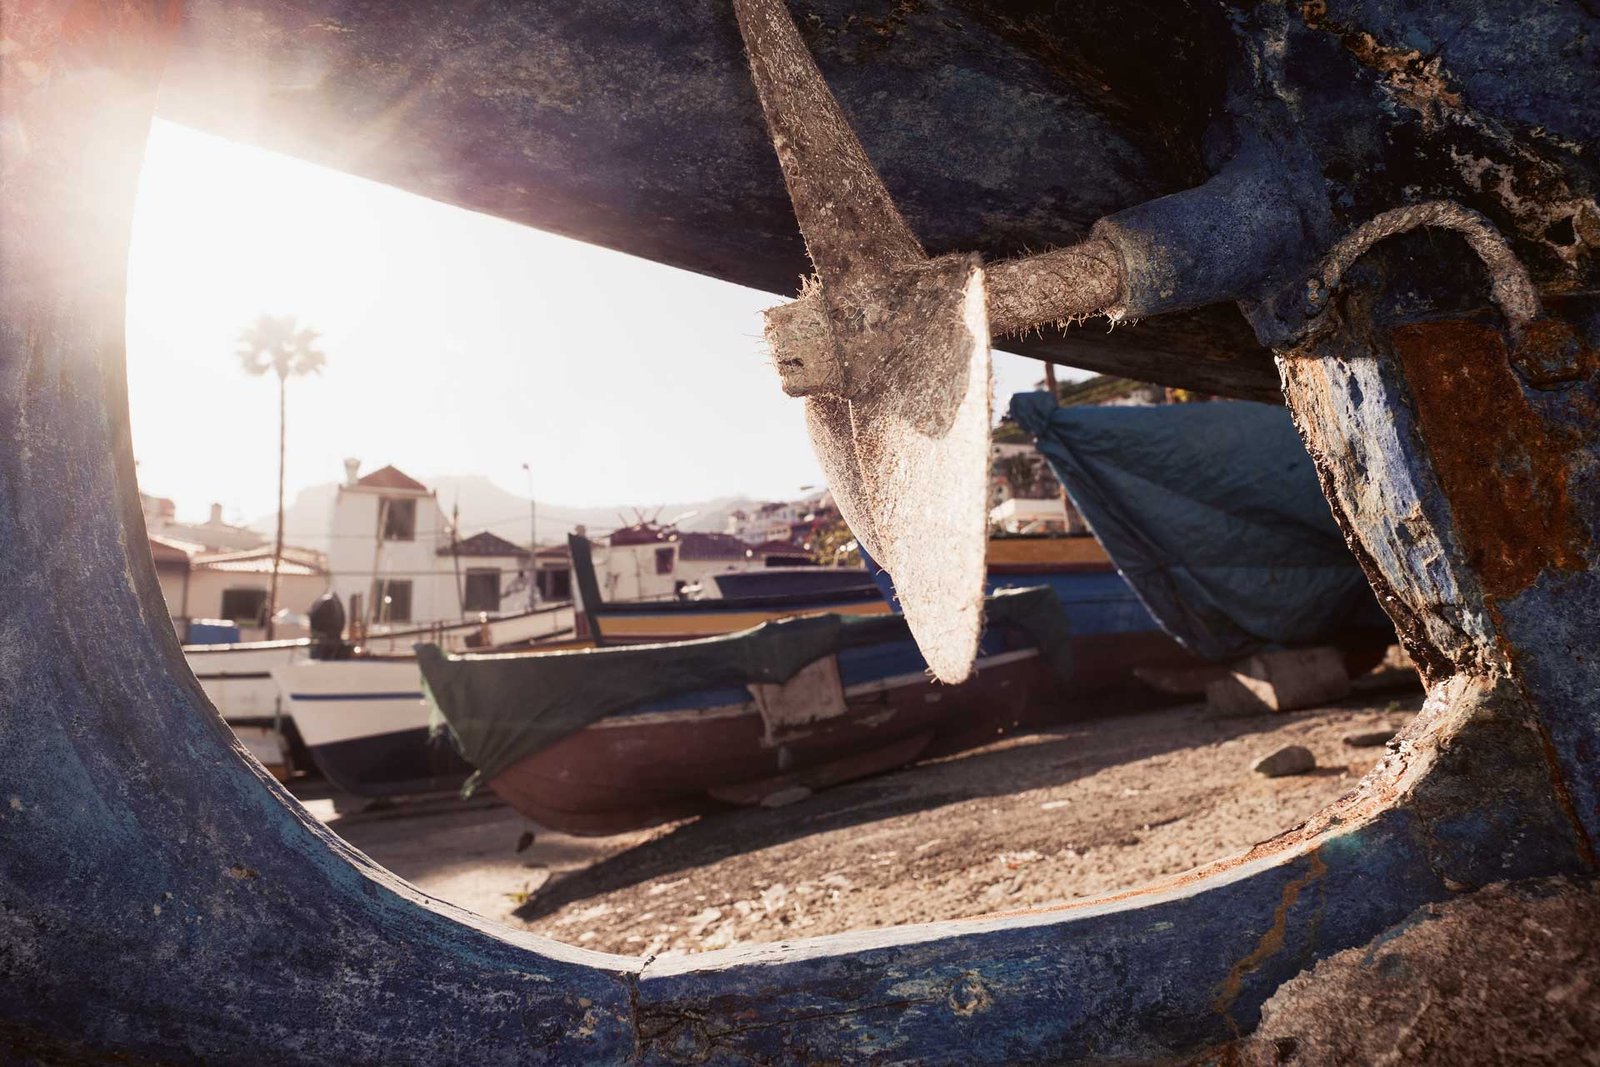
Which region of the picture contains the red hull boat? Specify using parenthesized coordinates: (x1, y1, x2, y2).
(419, 588, 1078, 835)
(483, 647, 1055, 836)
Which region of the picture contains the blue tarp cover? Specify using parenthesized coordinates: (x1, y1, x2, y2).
(1009, 392, 1390, 662)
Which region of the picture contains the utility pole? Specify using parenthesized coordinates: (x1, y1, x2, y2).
(522, 461, 539, 606)
(450, 499, 465, 617)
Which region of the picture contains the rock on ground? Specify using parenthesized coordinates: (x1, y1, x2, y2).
(1216, 877, 1600, 1066)
(1341, 729, 1394, 748)
(1252, 745, 1316, 777)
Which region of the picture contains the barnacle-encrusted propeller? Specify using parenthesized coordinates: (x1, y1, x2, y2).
(733, 0, 1121, 682)
(733, 0, 992, 682)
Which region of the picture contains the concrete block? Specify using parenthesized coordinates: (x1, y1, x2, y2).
(1207, 646, 1352, 716)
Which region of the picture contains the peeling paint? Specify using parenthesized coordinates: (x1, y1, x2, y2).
(947, 970, 992, 1017)
(1390, 321, 1589, 599)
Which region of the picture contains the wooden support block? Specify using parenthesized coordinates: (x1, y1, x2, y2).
(1207, 646, 1352, 716)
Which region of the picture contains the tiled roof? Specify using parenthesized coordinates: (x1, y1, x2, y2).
(607, 526, 764, 559)
(193, 546, 326, 576)
(751, 539, 803, 555)
(148, 534, 200, 566)
(441, 531, 529, 558)
(354, 464, 429, 492)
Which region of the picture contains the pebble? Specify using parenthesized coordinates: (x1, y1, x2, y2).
(686, 907, 723, 938)
(1342, 729, 1395, 748)
(1253, 744, 1316, 777)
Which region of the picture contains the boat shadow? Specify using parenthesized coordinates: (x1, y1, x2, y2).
(510, 696, 1396, 922)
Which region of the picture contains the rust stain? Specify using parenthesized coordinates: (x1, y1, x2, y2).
(1211, 851, 1329, 1022)
(1391, 321, 1590, 600)
(947, 970, 992, 1017)
(1513, 318, 1596, 388)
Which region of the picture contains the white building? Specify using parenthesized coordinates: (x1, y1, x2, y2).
(142, 493, 267, 553)
(326, 461, 533, 632)
(593, 524, 790, 602)
(989, 442, 1086, 533)
(990, 496, 1076, 534)
(725, 499, 809, 544)
(148, 536, 328, 642)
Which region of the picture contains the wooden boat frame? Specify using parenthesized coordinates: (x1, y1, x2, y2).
(3, 5, 1597, 1063)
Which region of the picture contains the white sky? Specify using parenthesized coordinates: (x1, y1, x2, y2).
(127, 120, 1063, 525)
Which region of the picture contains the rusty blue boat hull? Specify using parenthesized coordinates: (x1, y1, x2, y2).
(5, 2, 1600, 1063)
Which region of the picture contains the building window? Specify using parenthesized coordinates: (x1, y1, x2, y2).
(462, 569, 500, 613)
(371, 578, 413, 623)
(220, 587, 268, 627)
(655, 547, 674, 575)
(381, 498, 417, 541)
(541, 568, 572, 602)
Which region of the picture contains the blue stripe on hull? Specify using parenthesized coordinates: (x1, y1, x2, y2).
(989, 571, 1160, 636)
(866, 549, 1163, 638)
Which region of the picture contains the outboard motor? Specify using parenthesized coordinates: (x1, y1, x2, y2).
(307, 591, 350, 660)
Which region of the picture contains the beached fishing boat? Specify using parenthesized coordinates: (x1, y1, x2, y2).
(184, 638, 310, 775)
(268, 547, 902, 796)
(1006, 395, 1397, 671)
(572, 537, 890, 643)
(196, 602, 575, 778)
(269, 654, 473, 797)
(276, 525, 1210, 798)
(418, 586, 1074, 834)
(271, 555, 889, 796)
(987, 533, 1206, 695)
(865, 532, 1208, 702)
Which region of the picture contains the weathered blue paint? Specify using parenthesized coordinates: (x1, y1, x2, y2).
(0, 8, 636, 1062)
(1093, 129, 1331, 323)
(1279, 308, 1600, 852)
(4, 1, 1599, 1063)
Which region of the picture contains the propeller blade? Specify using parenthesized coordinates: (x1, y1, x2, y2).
(732, 0, 923, 284)
(739, 1, 994, 682)
(787, 258, 992, 683)
(846, 258, 991, 683)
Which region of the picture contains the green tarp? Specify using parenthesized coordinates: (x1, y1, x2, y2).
(418, 585, 1073, 791)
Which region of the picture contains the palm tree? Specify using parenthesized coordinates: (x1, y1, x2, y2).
(237, 314, 326, 639)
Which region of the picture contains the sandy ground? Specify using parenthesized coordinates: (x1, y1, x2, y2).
(301, 685, 1423, 959)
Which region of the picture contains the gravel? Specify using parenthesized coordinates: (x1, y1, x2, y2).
(313, 694, 1422, 958)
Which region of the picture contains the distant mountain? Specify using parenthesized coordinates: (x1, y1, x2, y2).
(250, 474, 756, 552)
